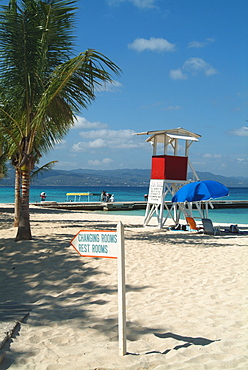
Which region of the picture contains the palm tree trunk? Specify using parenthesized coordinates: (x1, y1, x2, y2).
(15, 166, 32, 240)
(14, 167, 21, 227)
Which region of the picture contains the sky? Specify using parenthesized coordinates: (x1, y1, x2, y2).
(40, 0, 248, 177)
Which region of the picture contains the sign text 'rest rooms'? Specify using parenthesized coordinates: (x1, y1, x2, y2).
(71, 231, 118, 259)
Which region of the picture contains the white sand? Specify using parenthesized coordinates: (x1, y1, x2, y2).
(0, 204, 248, 369)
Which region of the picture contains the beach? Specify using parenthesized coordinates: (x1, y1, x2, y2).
(0, 204, 248, 369)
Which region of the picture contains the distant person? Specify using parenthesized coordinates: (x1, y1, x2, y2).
(40, 192, 46, 201)
(100, 190, 107, 202)
(144, 194, 148, 201)
(110, 194, 115, 202)
(106, 193, 111, 202)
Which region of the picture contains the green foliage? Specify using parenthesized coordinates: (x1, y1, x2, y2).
(0, 0, 121, 239)
(0, 0, 121, 166)
(31, 160, 58, 182)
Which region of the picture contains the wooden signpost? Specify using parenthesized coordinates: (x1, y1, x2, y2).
(70, 221, 126, 356)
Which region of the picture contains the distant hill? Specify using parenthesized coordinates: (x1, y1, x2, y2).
(188, 172, 248, 187)
(1, 167, 248, 187)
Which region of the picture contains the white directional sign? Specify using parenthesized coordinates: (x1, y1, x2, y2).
(71, 223, 127, 356)
(71, 230, 118, 259)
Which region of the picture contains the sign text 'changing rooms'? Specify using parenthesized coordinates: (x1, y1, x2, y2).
(71, 230, 118, 258)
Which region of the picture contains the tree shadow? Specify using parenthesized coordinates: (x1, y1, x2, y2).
(0, 206, 245, 367)
(0, 229, 151, 367)
(123, 227, 242, 248)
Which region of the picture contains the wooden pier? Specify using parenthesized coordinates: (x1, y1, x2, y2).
(34, 201, 147, 211)
(210, 200, 248, 208)
(34, 199, 248, 211)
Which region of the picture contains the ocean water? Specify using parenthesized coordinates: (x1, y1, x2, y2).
(0, 185, 247, 225)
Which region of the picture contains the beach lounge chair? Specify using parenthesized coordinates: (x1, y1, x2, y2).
(202, 219, 248, 236)
(224, 224, 248, 235)
(186, 216, 203, 232)
(202, 218, 222, 235)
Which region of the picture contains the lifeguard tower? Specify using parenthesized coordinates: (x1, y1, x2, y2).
(136, 127, 201, 228)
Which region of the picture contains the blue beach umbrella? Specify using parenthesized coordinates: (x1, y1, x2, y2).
(172, 180, 229, 203)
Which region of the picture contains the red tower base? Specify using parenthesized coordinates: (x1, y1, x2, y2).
(151, 155, 188, 180)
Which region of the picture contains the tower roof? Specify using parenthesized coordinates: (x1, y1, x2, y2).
(135, 127, 201, 143)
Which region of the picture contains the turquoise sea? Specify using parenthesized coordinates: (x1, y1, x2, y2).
(0, 185, 247, 225)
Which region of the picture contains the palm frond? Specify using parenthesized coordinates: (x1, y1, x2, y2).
(31, 160, 58, 181)
(0, 0, 121, 173)
(32, 49, 121, 143)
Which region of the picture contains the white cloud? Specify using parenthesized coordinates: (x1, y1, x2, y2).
(131, 0, 157, 8)
(73, 116, 108, 129)
(170, 57, 218, 79)
(203, 153, 222, 159)
(54, 139, 67, 148)
(72, 138, 106, 152)
(72, 129, 144, 152)
(97, 80, 123, 92)
(188, 38, 215, 48)
(228, 126, 248, 136)
(55, 160, 77, 168)
(169, 68, 187, 80)
(192, 152, 248, 176)
(182, 57, 218, 76)
(89, 138, 107, 148)
(128, 37, 176, 52)
(102, 158, 113, 164)
(72, 142, 88, 152)
(165, 105, 181, 110)
(204, 66, 218, 76)
(237, 157, 246, 163)
(79, 129, 135, 139)
(107, 0, 157, 9)
(88, 158, 113, 167)
(88, 159, 101, 166)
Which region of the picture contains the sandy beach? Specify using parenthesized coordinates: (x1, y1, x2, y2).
(0, 204, 247, 369)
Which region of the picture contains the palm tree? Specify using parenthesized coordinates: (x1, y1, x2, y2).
(0, 0, 120, 240)
(0, 139, 8, 179)
(13, 159, 58, 227)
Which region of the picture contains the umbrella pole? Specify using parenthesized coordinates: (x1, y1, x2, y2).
(188, 202, 193, 217)
(195, 202, 204, 218)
